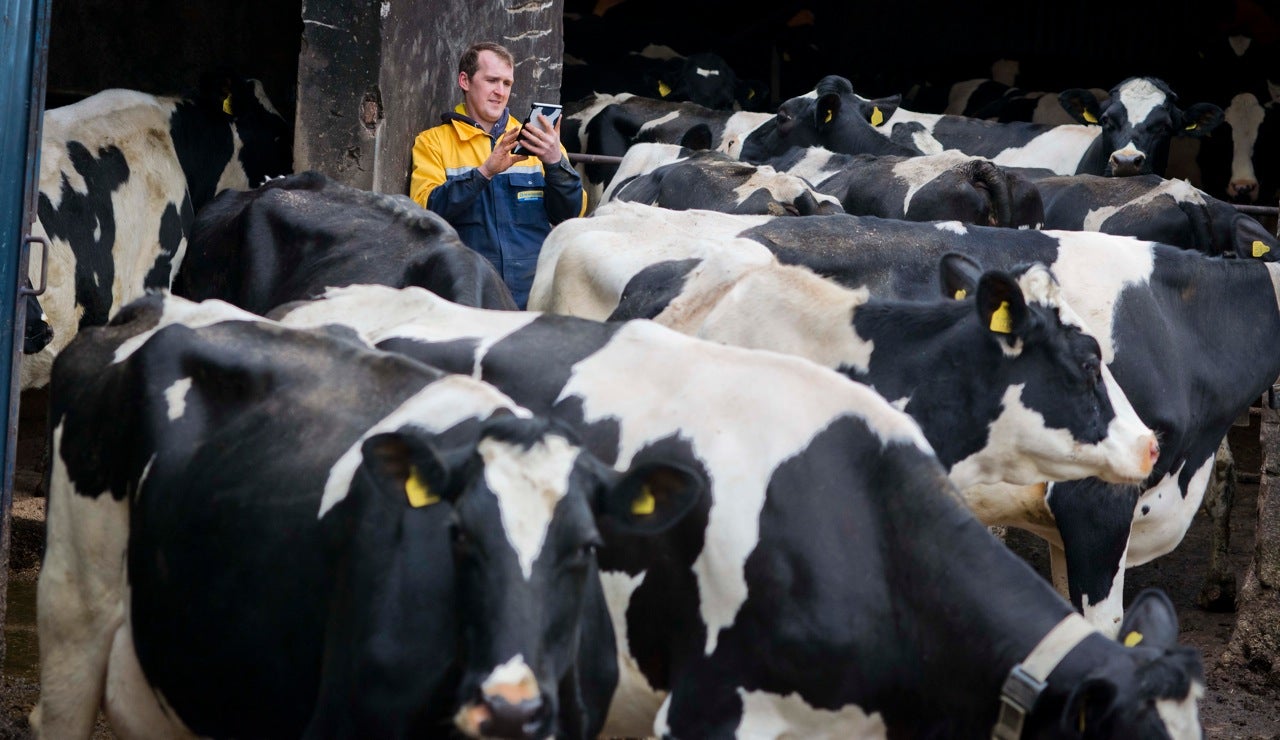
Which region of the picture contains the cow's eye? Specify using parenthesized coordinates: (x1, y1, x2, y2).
(1082, 357, 1102, 385)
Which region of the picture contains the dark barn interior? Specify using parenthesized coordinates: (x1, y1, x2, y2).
(38, 0, 1280, 193)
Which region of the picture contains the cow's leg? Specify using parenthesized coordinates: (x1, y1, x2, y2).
(1046, 480, 1139, 637)
(1198, 434, 1238, 611)
(31, 431, 129, 739)
(1048, 543, 1070, 596)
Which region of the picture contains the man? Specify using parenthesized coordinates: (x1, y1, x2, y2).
(411, 42, 586, 308)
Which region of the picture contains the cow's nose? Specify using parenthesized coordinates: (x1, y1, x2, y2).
(1228, 180, 1258, 201)
(479, 694, 545, 739)
(1109, 151, 1146, 176)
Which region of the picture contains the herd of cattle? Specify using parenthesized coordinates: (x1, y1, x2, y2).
(17, 48, 1277, 738)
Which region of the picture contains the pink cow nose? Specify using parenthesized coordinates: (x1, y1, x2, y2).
(1143, 437, 1160, 474)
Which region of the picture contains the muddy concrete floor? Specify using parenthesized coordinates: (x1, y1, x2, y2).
(0, 390, 1276, 738)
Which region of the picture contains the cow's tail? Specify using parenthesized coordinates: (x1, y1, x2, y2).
(961, 159, 1014, 227)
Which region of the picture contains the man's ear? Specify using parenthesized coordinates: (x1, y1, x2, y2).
(939, 252, 983, 300)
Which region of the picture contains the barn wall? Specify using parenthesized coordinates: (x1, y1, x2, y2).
(295, 0, 566, 194)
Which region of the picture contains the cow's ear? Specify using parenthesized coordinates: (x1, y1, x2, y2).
(863, 94, 900, 126)
(359, 431, 457, 510)
(195, 68, 239, 117)
(1060, 677, 1119, 737)
(598, 461, 705, 535)
(1059, 89, 1104, 125)
(1232, 215, 1277, 260)
(1177, 102, 1224, 138)
(1117, 588, 1180, 650)
(679, 123, 714, 151)
(1268, 79, 1280, 105)
(976, 270, 1030, 341)
(939, 252, 983, 300)
(816, 92, 843, 130)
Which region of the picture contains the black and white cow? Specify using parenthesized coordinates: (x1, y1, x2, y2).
(740, 75, 1223, 179)
(584, 243, 1158, 489)
(601, 144, 843, 216)
(533, 212, 1157, 489)
(274, 285, 1204, 739)
(1025, 172, 1279, 257)
(27, 76, 292, 389)
(766, 147, 1045, 227)
(545, 203, 1280, 633)
(563, 44, 754, 112)
(564, 93, 773, 209)
(949, 81, 1109, 126)
(173, 170, 518, 314)
(34, 292, 699, 739)
(1179, 86, 1280, 205)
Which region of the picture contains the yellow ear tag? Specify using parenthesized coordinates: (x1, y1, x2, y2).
(1253, 240, 1271, 258)
(748, 89, 755, 100)
(870, 106, 884, 127)
(405, 467, 439, 508)
(989, 301, 1013, 334)
(1083, 110, 1098, 124)
(631, 486, 656, 516)
(222, 95, 233, 116)
(823, 109, 833, 124)
(1123, 630, 1143, 647)
(953, 288, 967, 300)
(658, 81, 672, 98)
(1078, 705, 1087, 733)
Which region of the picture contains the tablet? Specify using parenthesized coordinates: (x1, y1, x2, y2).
(511, 102, 563, 156)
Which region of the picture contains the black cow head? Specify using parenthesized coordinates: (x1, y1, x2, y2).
(22, 288, 52, 355)
(1046, 590, 1204, 739)
(196, 72, 294, 188)
(1060, 77, 1223, 177)
(739, 75, 909, 162)
(356, 415, 704, 739)
(936, 253, 1158, 484)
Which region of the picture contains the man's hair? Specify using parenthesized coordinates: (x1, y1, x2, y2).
(459, 42, 515, 78)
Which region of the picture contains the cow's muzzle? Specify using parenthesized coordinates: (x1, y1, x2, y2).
(1108, 151, 1147, 176)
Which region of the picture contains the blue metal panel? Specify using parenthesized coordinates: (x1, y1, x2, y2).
(0, 0, 51, 671)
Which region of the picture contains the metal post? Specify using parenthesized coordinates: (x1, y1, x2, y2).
(0, 0, 52, 674)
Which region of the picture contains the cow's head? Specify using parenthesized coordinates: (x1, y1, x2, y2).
(739, 75, 908, 162)
(1028, 590, 1204, 739)
(937, 255, 1158, 486)
(22, 290, 52, 355)
(195, 72, 294, 189)
(1060, 77, 1223, 177)
(1206, 85, 1280, 204)
(355, 415, 703, 739)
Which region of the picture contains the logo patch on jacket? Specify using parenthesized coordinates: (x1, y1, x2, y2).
(517, 189, 544, 202)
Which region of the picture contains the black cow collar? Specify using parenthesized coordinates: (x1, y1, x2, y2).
(992, 612, 1097, 740)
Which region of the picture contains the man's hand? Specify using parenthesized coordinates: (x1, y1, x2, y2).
(477, 128, 522, 179)
(518, 114, 564, 166)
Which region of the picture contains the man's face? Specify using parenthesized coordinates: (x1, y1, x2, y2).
(460, 50, 514, 127)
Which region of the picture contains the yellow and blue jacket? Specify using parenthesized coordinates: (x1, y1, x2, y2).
(411, 105, 586, 308)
